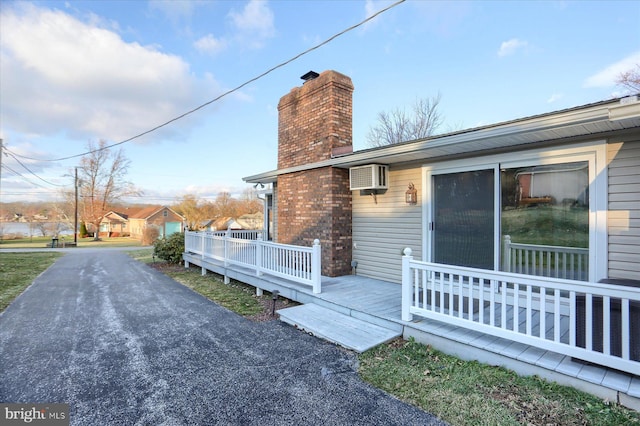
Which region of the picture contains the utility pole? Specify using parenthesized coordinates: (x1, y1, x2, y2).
(0, 139, 4, 225)
(74, 167, 78, 245)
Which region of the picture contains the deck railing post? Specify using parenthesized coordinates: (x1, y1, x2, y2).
(503, 235, 511, 273)
(401, 247, 414, 321)
(200, 232, 206, 275)
(311, 239, 321, 294)
(256, 234, 264, 277)
(223, 228, 230, 284)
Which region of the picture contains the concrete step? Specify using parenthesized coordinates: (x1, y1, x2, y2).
(277, 303, 401, 353)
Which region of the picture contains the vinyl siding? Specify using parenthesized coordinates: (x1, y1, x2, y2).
(607, 139, 640, 280)
(352, 165, 423, 283)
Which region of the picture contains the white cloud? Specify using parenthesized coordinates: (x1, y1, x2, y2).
(583, 51, 640, 88)
(0, 4, 220, 143)
(360, 0, 384, 32)
(148, 0, 200, 22)
(194, 34, 228, 55)
(497, 38, 528, 57)
(228, 0, 275, 49)
(547, 93, 564, 103)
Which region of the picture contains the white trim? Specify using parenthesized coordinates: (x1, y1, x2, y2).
(421, 140, 608, 280)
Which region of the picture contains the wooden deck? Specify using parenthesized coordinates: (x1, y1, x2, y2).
(182, 252, 640, 410)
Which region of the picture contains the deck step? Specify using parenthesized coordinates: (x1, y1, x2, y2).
(277, 303, 401, 353)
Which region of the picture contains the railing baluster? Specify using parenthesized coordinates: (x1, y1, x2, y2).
(501, 281, 507, 330)
(439, 273, 445, 314)
(479, 278, 485, 324)
(526, 285, 532, 336)
(603, 296, 611, 356)
(554, 289, 561, 343)
(489, 280, 497, 327)
(513, 283, 520, 332)
(568, 290, 575, 347)
(468, 275, 473, 320)
(458, 275, 464, 319)
(586, 294, 593, 351)
(540, 286, 546, 339)
(622, 299, 630, 360)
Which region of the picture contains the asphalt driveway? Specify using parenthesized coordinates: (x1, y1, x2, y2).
(0, 250, 445, 425)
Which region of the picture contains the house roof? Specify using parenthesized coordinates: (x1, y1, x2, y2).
(210, 217, 242, 230)
(243, 95, 640, 183)
(104, 211, 129, 221)
(123, 205, 185, 220)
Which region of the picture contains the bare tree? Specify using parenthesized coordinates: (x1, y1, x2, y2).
(238, 188, 263, 215)
(173, 194, 209, 231)
(367, 94, 444, 147)
(78, 140, 139, 240)
(617, 64, 640, 93)
(213, 192, 239, 219)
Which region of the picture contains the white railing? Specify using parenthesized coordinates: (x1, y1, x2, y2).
(503, 235, 588, 281)
(184, 230, 322, 293)
(401, 248, 640, 376)
(209, 229, 262, 240)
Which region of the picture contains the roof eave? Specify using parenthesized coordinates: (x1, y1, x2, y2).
(243, 96, 640, 184)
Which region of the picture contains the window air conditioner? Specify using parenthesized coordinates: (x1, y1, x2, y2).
(349, 164, 389, 191)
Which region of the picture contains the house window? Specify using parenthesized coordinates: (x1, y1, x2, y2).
(163, 210, 168, 217)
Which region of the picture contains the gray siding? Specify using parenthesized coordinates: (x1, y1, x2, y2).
(607, 139, 640, 280)
(352, 165, 423, 283)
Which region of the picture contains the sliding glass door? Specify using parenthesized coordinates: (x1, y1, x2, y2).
(426, 146, 599, 281)
(432, 169, 495, 269)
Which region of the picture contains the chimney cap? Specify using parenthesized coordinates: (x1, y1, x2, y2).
(300, 70, 320, 82)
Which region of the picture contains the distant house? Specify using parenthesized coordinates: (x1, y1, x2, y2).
(236, 212, 264, 230)
(100, 211, 129, 236)
(100, 205, 185, 239)
(198, 213, 264, 233)
(127, 205, 184, 239)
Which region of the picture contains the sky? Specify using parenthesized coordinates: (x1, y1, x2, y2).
(1, 0, 639, 205)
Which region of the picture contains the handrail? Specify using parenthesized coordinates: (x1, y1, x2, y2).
(503, 235, 589, 281)
(401, 248, 640, 376)
(184, 230, 321, 293)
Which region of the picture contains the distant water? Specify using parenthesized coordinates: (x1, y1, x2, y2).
(0, 222, 74, 237)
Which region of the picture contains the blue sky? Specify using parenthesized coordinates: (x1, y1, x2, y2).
(1, 0, 639, 204)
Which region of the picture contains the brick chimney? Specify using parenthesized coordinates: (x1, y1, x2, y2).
(276, 70, 354, 277)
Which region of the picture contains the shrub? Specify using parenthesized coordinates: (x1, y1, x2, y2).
(154, 232, 185, 264)
(142, 226, 160, 246)
(79, 222, 88, 238)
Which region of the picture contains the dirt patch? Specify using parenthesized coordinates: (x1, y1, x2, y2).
(244, 297, 297, 322)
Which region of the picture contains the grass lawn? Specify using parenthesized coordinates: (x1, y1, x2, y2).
(359, 339, 639, 425)
(0, 252, 63, 311)
(0, 236, 143, 249)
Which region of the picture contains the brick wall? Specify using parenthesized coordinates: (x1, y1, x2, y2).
(276, 70, 354, 277)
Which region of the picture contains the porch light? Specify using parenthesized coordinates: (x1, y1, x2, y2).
(405, 183, 417, 205)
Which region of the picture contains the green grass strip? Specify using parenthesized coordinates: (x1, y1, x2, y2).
(0, 252, 63, 312)
(359, 338, 640, 425)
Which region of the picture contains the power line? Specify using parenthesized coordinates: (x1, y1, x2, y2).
(4, 151, 69, 187)
(6, 0, 406, 163)
(1, 164, 59, 191)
